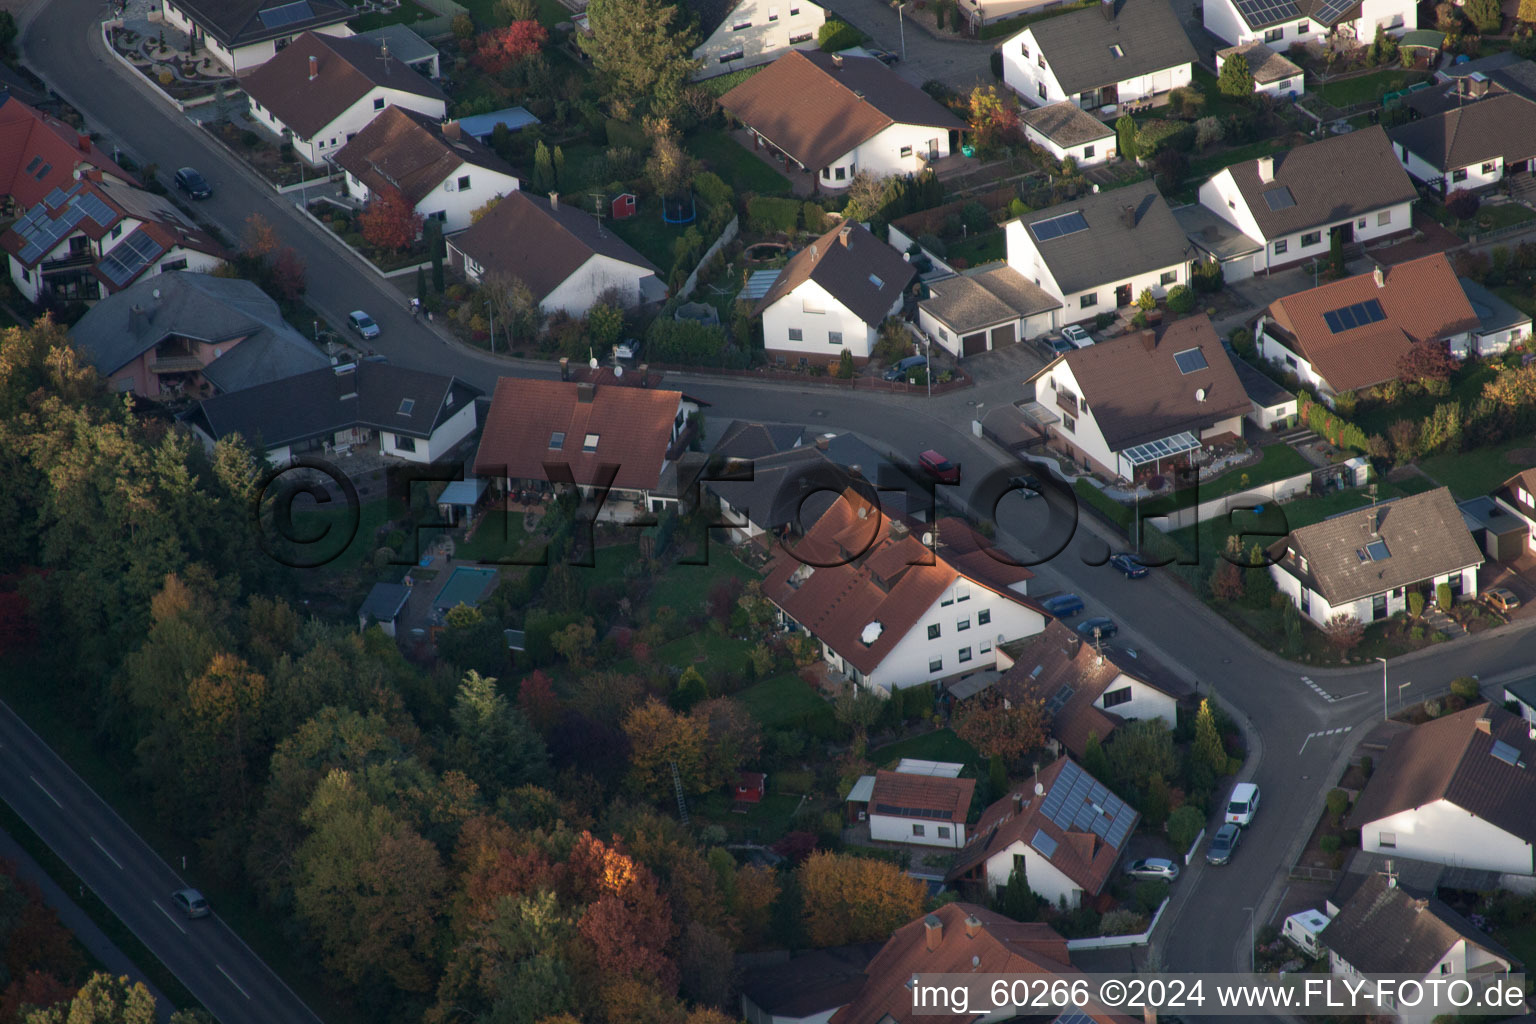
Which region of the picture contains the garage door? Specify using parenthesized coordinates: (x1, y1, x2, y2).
(962, 332, 988, 355)
(989, 323, 1016, 349)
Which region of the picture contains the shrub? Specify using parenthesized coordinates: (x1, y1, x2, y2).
(1099, 909, 1149, 936)
(1408, 591, 1425, 618)
(1230, 327, 1253, 356)
(158, 69, 174, 86)
(1360, 755, 1374, 778)
(1446, 189, 1481, 221)
(916, 232, 946, 258)
(1319, 835, 1341, 854)
(1194, 116, 1225, 151)
(1450, 676, 1479, 701)
(990, 49, 1003, 79)
(1133, 879, 1170, 914)
(1094, 312, 1114, 330)
(1165, 284, 1195, 314)
(1168, 804, 1204, 855)
(960, 201, 991, 233)
(1325, 788, 1349, 820)
(836, 348, 855, 379)
(1437, 582, 1453, 612)
(817, 19, 862, 50)
(1423, 699, 1442, 718)
(241, 129, 260, 148)
(1136, 119, 1194, 156)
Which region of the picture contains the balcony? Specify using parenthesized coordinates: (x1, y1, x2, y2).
(41, 250, 95, 272)
(1055, 389, 1080, 416)
(149, 355, 205, 374)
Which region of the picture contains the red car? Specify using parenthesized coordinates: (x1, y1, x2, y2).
(919, 449, 961, 484)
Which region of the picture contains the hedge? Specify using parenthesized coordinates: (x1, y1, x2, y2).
(817, 19, 863, 50)
(748, 195, 801, 234)
(1135, 119, 1194, 156)
(1300, 395, 1369, 453)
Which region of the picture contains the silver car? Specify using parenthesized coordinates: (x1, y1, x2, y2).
(1206, 823, 1242, 865)
(348, 310, 380, 340)
(171, 888, 210, 919)
(1125, 857, 1180, 881)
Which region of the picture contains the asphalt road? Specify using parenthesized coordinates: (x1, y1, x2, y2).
(0, 700, 322, 1024)
(16, 0, 1536, 1005)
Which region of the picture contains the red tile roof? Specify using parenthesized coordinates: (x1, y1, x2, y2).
(934, 517, 1034, 593)
(992, 620, 1127, 757)
(333, 106, 520, 208)
(1265, 253, 1480, 393)
(0, 94, 138, 209)
(472, 378, 684, 492)
(869, 769, 975, 824)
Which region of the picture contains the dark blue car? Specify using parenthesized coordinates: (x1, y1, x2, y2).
(1110, 552, 1150, 578)
(1041, 593, 1085, 617)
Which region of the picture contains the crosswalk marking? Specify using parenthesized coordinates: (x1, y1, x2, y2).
(1299, 676, 1340, 703)
(1298, 725, 1354, 754)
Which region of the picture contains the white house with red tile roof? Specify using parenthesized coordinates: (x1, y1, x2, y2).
(0, 94, 138, 210)
(763, 488, 1048, 693)
(867, 767, 976, 849)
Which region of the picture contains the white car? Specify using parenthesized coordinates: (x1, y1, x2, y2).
(1226, 782, 1261, 827)
(1061, 324, 1093, 348)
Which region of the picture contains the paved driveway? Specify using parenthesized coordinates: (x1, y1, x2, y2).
(824, 0, 994, 91)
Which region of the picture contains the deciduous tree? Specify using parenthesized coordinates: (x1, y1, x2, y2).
(967, 85, 1021, 155)
(1107, 719, 1178, 796)
(22, 973, 155, 1024)
(1396, 339, 1456, 387)
(474, 20, 548, 74)
(1323, 612, 1364, 653)
(953, 688, 1047, 767)
(622, 696, 708, 799)
(797, 851, 926, 946)
(359, 187, 424, 253)
(270, 246, 307, 303)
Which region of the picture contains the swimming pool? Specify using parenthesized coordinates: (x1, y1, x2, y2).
(433, 566, 499, 613)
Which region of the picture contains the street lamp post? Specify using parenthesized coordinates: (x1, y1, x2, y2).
(1244, 906, 1256, 972)
(1398, 681, 1412, 710)
(484, 301, 494, 355)
(1376, 657, 1388, 720)
(891, 1, 908, 62)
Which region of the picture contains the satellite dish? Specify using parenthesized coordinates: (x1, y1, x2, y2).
(614, 364, 624, 378)
(1034, 782, 1045, 796)
(1196, 387, 1207, 402)
(152, 289, 161, 300)
(589, 357, 599, 369)
(921, 532, 933, 546)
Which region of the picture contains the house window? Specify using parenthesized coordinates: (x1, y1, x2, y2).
(1038, 82, 1047, 100)
(929, 657, 943, 672)
(1377, 210, 1392, 226)
(938, 327, 949, 341)
(394, 435, 417, 452)
(981, 638, 992, 654)
(160, 258, 187, 273)
(1452, 169, 1468, 183)
(769, 5, 779, 18)
(1037, 54, 1045, 67)
(1296, 19, 1308, 32)
(957, 617, 971, 632)
(1284, 354, 1297, 368)
(835, 167, 846, 181)
(549, 431, 565, 449)
(928, 623, 941, 639)
(790, 31, 812, 42)
(822, 168, 831, 180)
(1080, 293, 1097, 308)
(1014, 853, 1026, 872)
(1264, 26, 1283, 42)
(1103, 686, 1132, 708)
(901, 145, 913, 158)
(828, 330, 843, 345)
(956, 582, 970, 602)
(1300, 589, 1311, 615)
(1020, 42, 1029, 57)
(1301, 231, 1321, 246)
(1274, 239, 1288, 254)
(457, 174, 471, 190)
(938, 826, 951, 839)
(373, 97, 385, 110)
(912, 823, 926, 837)
(958, 646, 972, 663)
(1378, 832, 1396, 848)
(790, 4, 800, 12)
(802, 298, 824, 313)
(110, 224, 122, 240)
(788, 328, 803, 341)
(1062, 413, 1076, 432)
(978, 608, 991, 625)
(733, 19, 752, 29)
(583, 433, 599, 452)
(1083, 145, 1094, 159)
(1160, 269, 1176, 285)
(1482, 161, 1497, 175)
(1277, 78, 1291, 91)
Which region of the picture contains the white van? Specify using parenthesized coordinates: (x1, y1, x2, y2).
(1282, 909, 1330, 957)
(1226, 782, 1261, 827)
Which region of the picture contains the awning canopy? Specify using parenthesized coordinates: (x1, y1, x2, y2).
(438, 477, 489, 506)
(1121, 432, 1201, 467)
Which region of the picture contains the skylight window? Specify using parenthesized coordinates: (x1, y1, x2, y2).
(869, 273, 884, 288)
(397, 398, 415, 415)
(1109, 43, 1124, 57)
(24, 156, 41, 175)
(1365, 539, 1389, 561)
(1490, 739, 1521, 766)
(583, 433, 599, 452)
(1262, 186, 1296, 211)
(549, 431, 565, 449)
(34, 163, 51, 181)
(1173, 348, 1208, 374)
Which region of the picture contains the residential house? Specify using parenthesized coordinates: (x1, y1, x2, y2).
(1227, 349, 1298, 430)
(0, 93, 138, 215)
(711, 419, 805, 462)
(1024, 316, 1249, 481)
(185, 361, 482, 465)
(1348, 704, 1536, 877)
(358, 582, 412, 637)
(1492, 469, 1536, 555)
(763, 487, 1048, 693)
(687, 0, 826, 78)
(754, 222, 915, 364)
(1254, 254, 1479, 401)
(947, 756, 1140, 908)
(932, 516, 1035, 597)
(1004, 180, 1193, 323)
(740, 943, 882, 1024)
(867, 767, 976, 849)
(1389, 93, 1536, 195)
(1019, 101, 1116, 167)
(159, 0, 355, 75)
(1215, 42, 1305, 98)
(473, 378, 695, 516)
(1504, 677, 1536, 725)
(986, 619, 1180, 757)
(2, 176, 225, 306)
(68, 270, 329, 400)
(719, 50, 966, 190)
(448, 191, 664, 316)
(1202, 0, 1415, 49)
(1459, 277, 1532, 358)
(1000, 0, 1197, 112)
(334, 108, 520, 233)
(1197, 127, 1415, 276)
(918, 265, 1063, 356)
(1267, 486, 1483, 629)
(1492, 59, 1536, 103)
(242, 31, 448, 167)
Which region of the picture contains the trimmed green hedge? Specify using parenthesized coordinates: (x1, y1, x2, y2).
(978, 0, 1097, 37)
(747, 195, 801, 234)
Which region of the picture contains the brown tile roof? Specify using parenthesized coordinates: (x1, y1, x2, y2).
(1216, 42, 1302, 85)
(1348, 702, 1536, 846)
(0, 94, 138, 210)
(752, 221, 916, 326)
(1020, 101, 1115, 149)
(991, 620, 1129, 757)
(829, 903, 1137, 1024)
(1495, 468, 1536, 520)
(869, 769, 976, 824)
(1013, 180, 1191, 296)
(1263, 254, 1479, 394)
(741, 943, 884, 1020)
(1320, 873, 1521, 975)
(333, 106, 520, 207)
(448, 191, 659, 305)
(1389, 93, 1536, 174)
(946, 755, 1139, 895)
(719, 50, 964, 173)
(1222, 127, 1416, 240)
(921, 267, 1062, 335)
(763, 489, 1044, 677)
(241, 31, 447, 140)
(934, 517, 1035, 594)
(1050, 315, 1250, 452)
(473, 378, 684, 492)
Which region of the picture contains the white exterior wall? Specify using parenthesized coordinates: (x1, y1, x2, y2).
(1020, 124, 1114, 168)
(1202, 170, 1412, 270)
(854, 123, 953, 180)
(1472, 319, 1531, 358)
(1202, 0, 1247, 45)
(1205, 0, 1324, 50)
(252, 86, 448, 166)
(160, 3, 353, 75)
(540, 253, 655, 316)
(379, 399, 477, 464)
(1257, 323, 1330, 394)
(1000, 26, 1190, 108)
(6, 224, 220, 303)
(1360, 0, 1415, 34)
(411, 168, 520, 233)
(919, 307, 1058, 355)
(762, 278, 886, 360)
(1395, 140, 1504, 190)
(1005, 218, 1184, 319)
(1038, 360, 1117, 472)
(1272, 563, 1480, 628)
(1095, 672, 1177, 725)
(1215, 51, 1304, 97)
(1248, 395, 1299, 429)
(148, 245, 222, 280)
(1360, 800, 1535, 875)
(981, 841, 1088, 908)
(869, 812, 967, 848)
(692, 0, 826, 79)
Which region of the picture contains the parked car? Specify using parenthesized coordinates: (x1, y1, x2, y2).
(174, 166, 212, 199)
(1482, 587, 1521, 614)
(919, 448, 961, 484)
(1206, 823, 1242, 865)
(866, 46, 899, 64)
(1008, 473, 1042, 499)
(885, 354, 927, 381)
(1061, 324, 1093, 348)
(1046, 334, 1076, 356)
(1109, 552, 1149, 578)
(615, 339, 640, 360)
(1041, 593, 1085, 617)
(1226, 782, 1261, 827)
(1124, 857, 1180, 882)
(171, 888, 210, 919)
(1075, 616, 1117, 640)
(348, 310, 381, 339)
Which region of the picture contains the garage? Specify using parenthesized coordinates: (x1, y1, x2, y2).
(962, 332, 988, 355)
(989, 323, 1016, 349)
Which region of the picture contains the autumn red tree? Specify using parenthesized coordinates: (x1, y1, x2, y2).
(953, 687, 1048, 767)
(270, 246, 307, 303)
(968, 85, 1021, 155)
(359, 188, 424, 252)
(1396, 339, 1456, 387)
(474, 20, 548, 73)
(518, 670, 562, 731)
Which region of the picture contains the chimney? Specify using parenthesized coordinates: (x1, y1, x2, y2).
(832, 53, 844, 68)
(1012, 791, 1024, 812)
(889, 518, 909, 538)
(577, 381, 596, 403)
(78, 132, 91, 154)
(549, 192, 559, 210)
(443, 120, 461, 141)
(1257, 155, 1275, 183)
(964, 914, 983, 939)
(1373, 265, 1385, 289)
(1141, 328, 1156, 352)
(1101, 0, 1115, 19)
(1144, 1007, 1158, 1024)
(559, 356, 570, 380)
(1476, 716, 1492, 734)
(334, 362, 358, 400)
(309, 54, 318, 81)
(1121, 204, 1136, 229)
(839, 226, 852, 247)
(815, 435, 831, 451)
(1369, 506, 1379, 537)
(128, 304, 148, 333)
(923, 914, 943, 951)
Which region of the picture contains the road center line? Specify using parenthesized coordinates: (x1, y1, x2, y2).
(217, 964, 251, 1000)
(89, 835, 124, 871)
(30, 775, 62, 808)
(154, 901, 187, 935)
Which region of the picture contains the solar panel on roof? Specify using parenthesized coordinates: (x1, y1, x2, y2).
(1262, 186, 1296, 211)
(1055, 1010, 1096, 1024)
(1106, 815, 1133, 846)
(1029, 210, 1089, 243)
(1314, 0, 1354, 21)
(1174, 348, 1208, 374)
(1234, 0, 1300, 25)
(97, 229, 165, 287)
(1030, 829, 1058, 858)
(43, 186, 68, 208)
(1045, 684, 1075, 715)
(1490, 739, 1521, 766)
(75, 192, 115, 227)
(258, 0, 314, 28)
(1324, 297, 1385, 334)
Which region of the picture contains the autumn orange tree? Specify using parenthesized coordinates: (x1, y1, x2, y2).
(953, 687, 1048, 768)
(359, 187, 424, 252)
(967, 85, 1021, 156)
(474, 19, 548, 73)
(798, 850, 927, 946)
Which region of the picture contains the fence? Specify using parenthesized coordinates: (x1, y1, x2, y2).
(889, 185, 1017, 239)
(1154, 470, 1316, 532)
(674, 216, 740, 301)
(1064, 898, 1170, 951)
(1183, 828, 1206, 867)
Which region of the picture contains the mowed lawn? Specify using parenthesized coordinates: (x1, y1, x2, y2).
(1418, 438, 1535, 499)
(737, 672, 833, 730)
(871, 729, 981, 772)
(1319, 69, 1432, 108)
(687, 130, 793, 196)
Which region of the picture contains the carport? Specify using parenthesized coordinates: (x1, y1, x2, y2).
(1175, 204, 1264, 284)
(1459, 496, 1527, 562)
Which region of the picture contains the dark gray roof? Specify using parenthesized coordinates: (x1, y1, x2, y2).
(1505, 676, 1536, 709)
(741, 943, 883, 1018)
(1278, 487, 1483, 606)
(360, 582, 412, 623)
(1492, 60, 1536, 101)
(1230, 0, 1360, 31)
(1216, 42, 1301, 85)
(710, 432, 909, 533)
(1388, 93, 1536, 173)
(1460, 276, 1533, 337)
(1437, 50, 1524, 79)
(1013, 180, 1191, 296)
(1228, 352, 1295, 409)
(921, 266, 1061, 335)
(681, 0, 743, 38)
(1019, 101, 1115, 148)
(190, 361, 481, 449)
(1022, 0, 1198, 97)
(711, 420, 804, 461)
(1320, 873, 1519, 974)
(69, 271, 329, 390)
(171, 0, 353, 49)
(753, 222, 916, 326)
(1176, 202, 1265, 260)
(353, 24, 439, 66)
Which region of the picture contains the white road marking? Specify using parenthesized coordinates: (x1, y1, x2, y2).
(90, 835, 124, 871)
(1298, 725, 1355, 754)
(30, 775, 62, 808)
(155, 901, 187, 934)
(1299, 676, 1340, 703)
(217, 964, 251, 1000)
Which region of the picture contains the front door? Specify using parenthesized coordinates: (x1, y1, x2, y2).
(1331, 222, 1353, 245)
(1115, 283, 1133, 307)
(928, 138, 941, 161)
